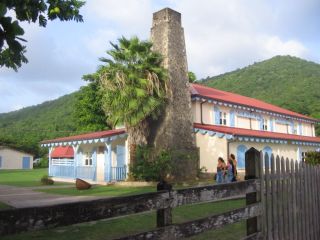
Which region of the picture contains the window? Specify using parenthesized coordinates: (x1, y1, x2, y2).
(293, 124, 298, 134)
(85, 152, 93, 166)
(262, 119, 268, 131)
(301, 152, 307, 162)
(219, 112, 227, 125)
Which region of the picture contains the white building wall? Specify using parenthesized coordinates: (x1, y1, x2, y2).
(191, 100, 317, 137)
(195, 133, 228, 173)
(0, 148, 33, 169)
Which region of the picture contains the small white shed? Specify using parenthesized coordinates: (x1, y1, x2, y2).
(0, 146, 34, 169)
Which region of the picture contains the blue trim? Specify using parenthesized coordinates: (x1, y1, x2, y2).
(263, 146, 272, 159)
(230, 110, 235, 127)
(236, 111, 260, 120)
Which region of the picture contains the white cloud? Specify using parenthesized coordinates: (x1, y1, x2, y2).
(0, 0, 318, 113)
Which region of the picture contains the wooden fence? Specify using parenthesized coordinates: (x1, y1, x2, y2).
(0, 147, 319, 239)
(260, 151, 320, 240)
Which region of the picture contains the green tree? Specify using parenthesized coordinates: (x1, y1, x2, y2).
(188, 71, 197, 83)
(0, 0, 85, 71)
(74, 77, 110, 132)
(87, 36, 167, 148)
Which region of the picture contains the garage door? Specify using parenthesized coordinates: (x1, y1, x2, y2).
(22, 157, 30, 169)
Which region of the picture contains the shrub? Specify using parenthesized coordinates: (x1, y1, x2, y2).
(305, 151, 320, 165)
(34, 158, 49, 168)
(41, 175, 54, 185)
(130, 146, 172, 182)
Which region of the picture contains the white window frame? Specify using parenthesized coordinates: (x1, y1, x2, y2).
(84, 152, 93, 166)
(262, 119, 268, 131)
(301, 151, 307, 162)
(219, 111, 227, 126)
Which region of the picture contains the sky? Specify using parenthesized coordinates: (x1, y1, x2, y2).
(0, 0, 319, 114)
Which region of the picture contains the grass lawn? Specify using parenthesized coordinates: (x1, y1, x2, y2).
(0, 168, 68, 187)
(2, 198, 246, 240)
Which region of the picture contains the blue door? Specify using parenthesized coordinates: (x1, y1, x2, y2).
(22, 157, 30, 169)
(237, 145, 247, 169)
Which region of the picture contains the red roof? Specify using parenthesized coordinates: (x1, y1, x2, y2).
(194, 123, 320, 143)
(51, 146, 74, 158)
(191, 84, 318, 122)
(41, 129, 126, 144)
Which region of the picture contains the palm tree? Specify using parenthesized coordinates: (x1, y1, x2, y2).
(92, 36, 167, 163)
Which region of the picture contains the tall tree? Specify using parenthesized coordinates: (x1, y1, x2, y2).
(74, 75, 110, 132)
(86, 36, 167, 151)
(0, 0, 85, 71)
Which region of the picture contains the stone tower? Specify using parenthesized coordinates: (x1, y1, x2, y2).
(150, 8, 198, 179)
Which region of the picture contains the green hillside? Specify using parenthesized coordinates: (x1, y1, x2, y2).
(202, 55, 320, 135)
(0, 93, 79, 157)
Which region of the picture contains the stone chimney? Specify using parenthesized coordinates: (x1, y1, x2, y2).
(150, 8, 198, 179)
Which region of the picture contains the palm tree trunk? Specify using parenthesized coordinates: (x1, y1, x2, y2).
(127, 119, 150, 167)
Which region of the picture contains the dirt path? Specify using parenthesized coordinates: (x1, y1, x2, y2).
(0, 185, 107, 208)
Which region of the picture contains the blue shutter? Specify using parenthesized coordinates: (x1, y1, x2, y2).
(214, 106, 220, 125)
(259, 118, 264, 130)
(269, 118, 274, 132)
(237, 145, 247, 169)
(230, 110, 235, 127)
(0, 156, 2, 168)
(290, 122, 294, 134)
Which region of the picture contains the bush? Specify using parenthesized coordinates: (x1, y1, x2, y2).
(129, 146, 172, 182)
(34, 158, 49, 168)
(41, 175, 54, 185)
(305, 151, 320, 165)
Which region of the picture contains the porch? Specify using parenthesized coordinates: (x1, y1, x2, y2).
(41, 129, 128, 183)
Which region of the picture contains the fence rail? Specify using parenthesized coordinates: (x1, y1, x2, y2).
(0, 179, 258, 237)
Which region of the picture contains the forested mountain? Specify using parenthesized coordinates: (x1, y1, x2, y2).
(0, 93, 79, 156)
(1, 55, 319, 157)
(202, 55, 320, 135)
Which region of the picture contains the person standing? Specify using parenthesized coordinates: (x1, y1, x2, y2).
(230, 153, 237, 181)
(216, 157, 226, 184)
(227, 158, 235, 183)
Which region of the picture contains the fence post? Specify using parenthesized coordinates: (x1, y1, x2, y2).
(157, 180, 172, 227)
(245, 147, 262, 236)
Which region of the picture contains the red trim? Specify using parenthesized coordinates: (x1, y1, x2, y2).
(191, 84, 318, 122)
(51, 146, 74, 158)
(42, 129, 126, 144)
(194, 123, 320, 143)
